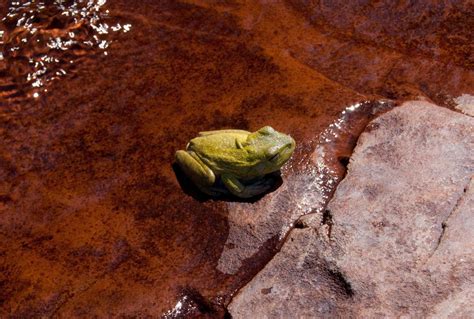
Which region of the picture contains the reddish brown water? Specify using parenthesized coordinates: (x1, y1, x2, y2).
(1, 0, 472, 317)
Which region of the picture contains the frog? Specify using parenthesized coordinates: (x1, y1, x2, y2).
(175, 126, 296, 198)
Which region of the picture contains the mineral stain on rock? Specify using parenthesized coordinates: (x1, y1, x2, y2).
(1, 0, 473, 317)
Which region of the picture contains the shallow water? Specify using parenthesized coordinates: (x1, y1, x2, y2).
(1, 0, 131, 102)
(1, 0, 472, 317)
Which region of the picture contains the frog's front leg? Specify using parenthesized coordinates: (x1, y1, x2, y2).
(175, 150, 216, 195)
(221, 174, 273, 198)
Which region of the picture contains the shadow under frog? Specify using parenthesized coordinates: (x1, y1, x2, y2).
(173, 126, 295, 202)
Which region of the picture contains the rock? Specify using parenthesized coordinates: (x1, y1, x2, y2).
(228, 101, 474, 318)
(2, 0, 472, 315)
(454, 94, 474, 116)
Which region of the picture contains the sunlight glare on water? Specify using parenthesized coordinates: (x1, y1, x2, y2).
(294, 100, 393, 219)
(0, 0, 131, 100)
(162, 296, 199, 318)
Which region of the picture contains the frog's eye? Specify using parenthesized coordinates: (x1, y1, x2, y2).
(235, 139, 244, 149)
(259, 126, 275, 135)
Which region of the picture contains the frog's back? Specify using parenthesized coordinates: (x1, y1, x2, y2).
(187, 132, 257, 175)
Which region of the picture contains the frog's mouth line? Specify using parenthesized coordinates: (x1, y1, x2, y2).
(269, 153, 280, 162)
(270, 143, 295, 167)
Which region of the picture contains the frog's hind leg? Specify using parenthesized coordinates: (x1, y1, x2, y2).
(221, 174, 273, 199)
(175, 150, 216, 194)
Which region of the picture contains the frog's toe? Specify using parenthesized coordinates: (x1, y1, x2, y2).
(243, 183, 272, 196)
(195, 185, 228, 197)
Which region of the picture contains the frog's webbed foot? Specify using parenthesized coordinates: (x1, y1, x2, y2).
(175, 150, 216, 194)
(221, 174, 275, 199)
(200, 185, 230, 197)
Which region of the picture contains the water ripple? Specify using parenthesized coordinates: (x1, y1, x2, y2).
(0, 0, 131, 101)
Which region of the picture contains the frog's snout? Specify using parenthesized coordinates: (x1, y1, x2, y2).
(285, 135, 296, 153)
(283, 140, 296, 158)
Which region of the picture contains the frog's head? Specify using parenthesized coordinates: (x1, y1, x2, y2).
(246, 126, 296, 174)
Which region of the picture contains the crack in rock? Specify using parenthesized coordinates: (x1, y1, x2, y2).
(322, 209, 334, 239)
(424, 177, 473, 263)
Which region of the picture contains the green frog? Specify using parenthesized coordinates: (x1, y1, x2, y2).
(175, 126, 296, 198)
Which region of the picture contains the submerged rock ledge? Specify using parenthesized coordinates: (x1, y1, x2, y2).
(229, 101, 474, 318)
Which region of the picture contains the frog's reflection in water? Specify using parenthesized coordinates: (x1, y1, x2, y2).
(172, 163, 283, 203)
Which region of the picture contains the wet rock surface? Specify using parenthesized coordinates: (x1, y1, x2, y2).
(229, 101, 474, 318)
(1, 0, 473, 317)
